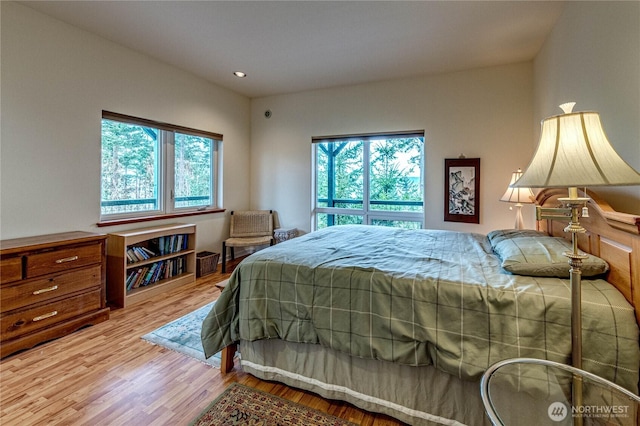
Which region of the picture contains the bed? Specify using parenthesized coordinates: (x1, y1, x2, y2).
(201, 188, 640, 425)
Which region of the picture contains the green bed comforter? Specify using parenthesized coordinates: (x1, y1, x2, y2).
(201, 225, 639, 392)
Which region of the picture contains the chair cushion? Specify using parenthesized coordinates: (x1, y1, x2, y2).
(225, 236, 273, 247)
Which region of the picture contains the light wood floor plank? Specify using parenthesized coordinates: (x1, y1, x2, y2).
(1, 258, 405, 425)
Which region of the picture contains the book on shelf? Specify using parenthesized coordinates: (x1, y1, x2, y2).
(125, 255, 188, 292)
(126, 267, 146, 290)
(137, 267, 149, 288)
(126, 246, 158, 264)
(126, 248, 138, 264)
(141, 246, 156, 256)
(152, 234, 189, 256)
(127, 267, 146, 290)
(125, 269, 136, 289)
(150, 261, 164, 283)
(142, 263, 157, 285)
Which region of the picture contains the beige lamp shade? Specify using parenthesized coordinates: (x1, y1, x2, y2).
(513, 103, 640, 189)
(500, 169, 535, 204)
(501, 168, 534, 229)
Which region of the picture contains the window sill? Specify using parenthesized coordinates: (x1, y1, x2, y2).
(97, 208, 225, 227)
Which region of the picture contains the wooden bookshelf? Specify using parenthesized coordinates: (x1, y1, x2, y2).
(106, 224, 196, 308)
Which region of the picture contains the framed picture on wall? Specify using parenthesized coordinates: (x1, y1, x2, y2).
(444, 157, 480, 224)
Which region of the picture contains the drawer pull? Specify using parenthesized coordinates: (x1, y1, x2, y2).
(32, 285, 59, 295)
(55, 255, 79, 264)
(32, 311, 58, 322)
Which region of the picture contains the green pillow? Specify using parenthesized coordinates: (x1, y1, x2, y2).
(489, 232, 609, 278)
(487, 229, 547, 246)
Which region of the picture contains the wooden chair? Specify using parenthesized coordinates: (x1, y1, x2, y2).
(221, 210, 274, 273)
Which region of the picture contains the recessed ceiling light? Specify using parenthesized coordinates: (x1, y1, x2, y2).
(233, 71, 247, 78)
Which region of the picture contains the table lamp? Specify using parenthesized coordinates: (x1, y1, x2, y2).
(500, 168, 535, 229)
(512, 102, 640, 423)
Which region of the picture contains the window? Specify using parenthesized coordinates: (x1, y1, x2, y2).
(100, 111, 221, 221)
(313, 131, 424, 230)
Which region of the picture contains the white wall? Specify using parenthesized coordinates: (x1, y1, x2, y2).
(8, 1, 635, 246)
(0, 2, 251, 252)
(250, 63, 535, 234)
(534, 1, 640, 214)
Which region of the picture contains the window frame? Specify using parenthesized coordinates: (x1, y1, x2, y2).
(99, 111, 222, 226)
(312, 130, 425, 230)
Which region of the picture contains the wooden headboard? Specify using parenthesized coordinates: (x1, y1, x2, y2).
(536, 188, 640, 327)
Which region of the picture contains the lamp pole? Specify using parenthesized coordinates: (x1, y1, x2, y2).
(537, 187, 588, 426)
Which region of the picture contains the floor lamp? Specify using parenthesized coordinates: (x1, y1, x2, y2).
(500, 168, 534, 229)
(511, 102, 640, 424)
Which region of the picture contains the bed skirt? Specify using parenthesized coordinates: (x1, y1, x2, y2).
(239, 339, 499, 426)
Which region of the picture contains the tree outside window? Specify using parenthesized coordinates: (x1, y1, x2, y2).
(100, 112, 220, 220)
(313, 132, 424, 230)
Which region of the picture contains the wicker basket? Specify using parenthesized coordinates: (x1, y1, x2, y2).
(196, 251, 220, 277)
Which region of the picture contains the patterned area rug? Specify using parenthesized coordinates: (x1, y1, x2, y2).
(142, 300, 221, 367)
(190, 383, 357, 426)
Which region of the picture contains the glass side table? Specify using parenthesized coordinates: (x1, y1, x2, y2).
(480, 358, 639, 426)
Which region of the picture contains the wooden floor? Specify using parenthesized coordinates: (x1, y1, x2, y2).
(0, 258, 405, 425)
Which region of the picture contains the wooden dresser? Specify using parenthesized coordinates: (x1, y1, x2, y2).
(0, 231, 110, 358)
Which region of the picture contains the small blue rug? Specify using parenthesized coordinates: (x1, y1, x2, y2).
(142, 301, 222, 368)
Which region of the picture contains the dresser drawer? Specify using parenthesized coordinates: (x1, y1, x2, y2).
(25, 243, 102, 278)
(0, 257, 22, 284)
(1, 289, 102, 341)
(1, 265, 101, 312)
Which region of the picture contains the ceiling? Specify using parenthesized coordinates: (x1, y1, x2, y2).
(21, 1, 565, 98)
